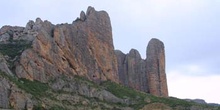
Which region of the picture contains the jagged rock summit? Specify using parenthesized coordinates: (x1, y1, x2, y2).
(0, 6, 172, 110)
(15, 6, 119, 83)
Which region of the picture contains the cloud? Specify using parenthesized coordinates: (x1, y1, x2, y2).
(167, 68, 220, 103)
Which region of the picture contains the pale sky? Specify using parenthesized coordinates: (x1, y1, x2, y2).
(1, 0, 220, 104)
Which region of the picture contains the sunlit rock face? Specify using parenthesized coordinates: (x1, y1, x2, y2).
(14, 6, 119, 83)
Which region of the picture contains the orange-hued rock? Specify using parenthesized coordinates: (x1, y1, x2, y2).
(15, 6, 119, 83)
(0, 6, 168, 98)
(146, 38, 168, 97)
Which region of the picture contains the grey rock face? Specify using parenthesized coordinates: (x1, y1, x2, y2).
(115, 38, 169, 97)
(50, 77, 128, 104)
(115, 49, 148, 92)
(0, 77, 10, 109)
(185, 99, 207, 104)
(0, 24, 35, 43)
(9, 85, 32, 110)
(0, 54, 13, 76)
(115, 50, 127, 85)
(80, 11, 86, 21)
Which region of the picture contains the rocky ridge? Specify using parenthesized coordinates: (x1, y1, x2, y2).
(0, 6, 218, 110)
(0, 6, 167, 96)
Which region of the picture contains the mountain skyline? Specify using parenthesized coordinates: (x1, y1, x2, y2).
(1, 0, 220, 103)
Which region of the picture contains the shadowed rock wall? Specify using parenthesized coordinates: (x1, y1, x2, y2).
(116, 38, 168, 97)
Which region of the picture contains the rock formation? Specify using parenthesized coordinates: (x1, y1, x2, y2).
(0, 54, 13, 76)
(1, 6, 218, 110)
(146, 38, 168, 97)
(115, 49, 148, 92)
(13, 6, 118, 83)
(0, 6, 168, 97)
(0, 7, 169, 110)
(115, 38, 168, 97)
(0, 77, 10, 108)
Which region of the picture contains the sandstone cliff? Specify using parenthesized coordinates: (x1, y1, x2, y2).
(115, 49, 148, 92)
(0, 6, 174, 110)
(10, 6, 119, 83)
(0, 6, 168, 96)
(0, 6, 218, 110)
(115, 38, 168, 97)
(146, 38, 168, 97)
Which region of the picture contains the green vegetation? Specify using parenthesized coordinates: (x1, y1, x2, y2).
(101, 81, 145, 99)
(101, 80, 218, 110)
(33, 104, 44, 110)
(0, 40, 32, 69)
(101, 81, 148, 109)
(16, 78, 49, 97)
(0, 71, 49, 97)
(0, 40, 32, 59)
(73, 75, 100, 89)
(0, 71, 219, 110)
(49, 105, 66, 110)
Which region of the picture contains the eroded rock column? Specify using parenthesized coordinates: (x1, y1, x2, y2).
(146, 38, 168, 97)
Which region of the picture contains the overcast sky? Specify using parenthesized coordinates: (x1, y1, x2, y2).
(1, 0, 220, 104)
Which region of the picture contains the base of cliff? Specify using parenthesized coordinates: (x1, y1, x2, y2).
(0, 71, 219, 110)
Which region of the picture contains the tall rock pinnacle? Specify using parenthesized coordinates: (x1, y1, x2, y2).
(146, 38, 168, 97)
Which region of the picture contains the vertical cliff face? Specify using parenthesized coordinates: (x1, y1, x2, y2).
(0, 6, 168, 97)
(115, 38, 168, 97)
(146, 38, 168, 97)
(14, 6, 119, 83)
(115, 49, 148, 92)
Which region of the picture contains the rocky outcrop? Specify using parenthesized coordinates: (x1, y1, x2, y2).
(0, 77, 10, 108)
(0, 6, 168, 101)
(115, 49, 148, 92)
(115, 38, 168, 97)
(50, 76, 132, 105)
(146, 38, 168, 97)
(2, 6, 219, 110)
(9, 85, 33, 110)
(13, 6, 118, 83)
(0, 54, 13, 76)
(0, 6, 168, 96)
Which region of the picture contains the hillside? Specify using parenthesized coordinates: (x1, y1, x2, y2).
(0, 6, 219, 110)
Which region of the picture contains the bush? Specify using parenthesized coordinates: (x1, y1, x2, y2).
(0, 71, 49, 97)
(16, 78, 49, 97)
(0, 40, 31, 59)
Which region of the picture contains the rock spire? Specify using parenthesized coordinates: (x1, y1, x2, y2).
(146, 38, 168, 97)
